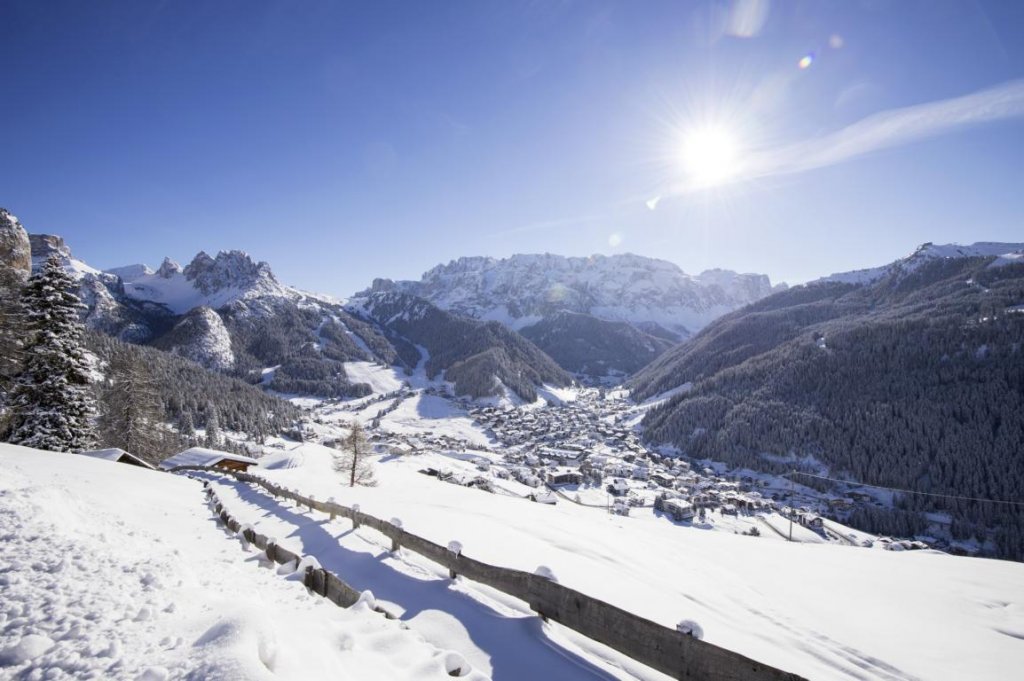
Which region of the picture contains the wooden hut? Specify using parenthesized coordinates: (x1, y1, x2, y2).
(77, 448, 155, 470)
(159, 447, 259, 472)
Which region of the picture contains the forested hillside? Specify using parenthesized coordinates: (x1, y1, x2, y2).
(633, 257, 1024, 559)
(520, 311, 674, 376)
(355, 292, 572, 401)
(89, 332, 305, 455)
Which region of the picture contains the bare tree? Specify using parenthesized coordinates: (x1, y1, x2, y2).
(332, 420, 376, 487)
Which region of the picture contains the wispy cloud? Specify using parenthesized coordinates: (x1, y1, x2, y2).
(664, 78, 1024, 200)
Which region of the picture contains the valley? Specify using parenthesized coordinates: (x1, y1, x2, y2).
(2, 207, 1023, 680)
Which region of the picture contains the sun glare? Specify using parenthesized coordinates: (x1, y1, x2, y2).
(680, 126, 740, 187)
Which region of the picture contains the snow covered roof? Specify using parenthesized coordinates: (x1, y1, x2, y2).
(77, 448, 155, 469)
(159, 447, 259, 470)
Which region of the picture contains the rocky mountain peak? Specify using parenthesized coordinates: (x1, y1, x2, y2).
(369, 277, 397, 293)
(183, 250, 279, 296)
(0, 208, 32, 281)
(156, 257, 182, 278)
(28, 234, 71, 261)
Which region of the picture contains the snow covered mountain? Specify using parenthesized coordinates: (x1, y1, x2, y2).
(819, 241, 1024, 285)
(111, 250, 293, 314)
(365, 253, 782, 377)
(14, 219, 571, 402)
(369, 253, 780, 339)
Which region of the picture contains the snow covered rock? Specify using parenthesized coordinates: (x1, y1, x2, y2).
(441, 650, 471, 677)
(156, 306, 235, 371)
(0, 208, 31, 281)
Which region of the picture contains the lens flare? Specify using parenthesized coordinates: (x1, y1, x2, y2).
(798, 53, 814, 69)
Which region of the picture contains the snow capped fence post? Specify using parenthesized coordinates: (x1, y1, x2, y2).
(327, 497, 337, 521)
(307, 494, 315, 512)
(389, 518, 403, 552)
(447, 541, 463, 579)
(351, 504, 360, 529)
(676, 619, 703, 640)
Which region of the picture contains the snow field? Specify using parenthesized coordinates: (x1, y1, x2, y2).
(342, 361, 405, 394)
(0, 445, 490, 681)
(241, 445, 1024, 681)
(204, 471, 664, 681)
(325, 392, 494, 448)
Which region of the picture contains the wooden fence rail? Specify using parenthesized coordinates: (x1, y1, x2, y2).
(179, 466, 806, 681)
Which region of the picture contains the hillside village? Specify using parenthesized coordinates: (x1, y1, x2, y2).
(304, 384, 935, 554)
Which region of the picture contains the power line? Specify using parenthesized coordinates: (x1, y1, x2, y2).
(783, 470, 1024, 508)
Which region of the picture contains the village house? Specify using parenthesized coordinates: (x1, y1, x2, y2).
(546, 469, 583, 486)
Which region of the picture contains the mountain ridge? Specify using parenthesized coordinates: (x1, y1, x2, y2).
(368, 252, 782, 338)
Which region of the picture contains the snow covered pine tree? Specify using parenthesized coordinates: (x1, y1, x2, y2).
(6, 254, 97, 451)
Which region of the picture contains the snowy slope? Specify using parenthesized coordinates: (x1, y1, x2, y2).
(820, 241, 1024, 285)
(233, 445, 1024, 681)
(0, 445, 485, 681)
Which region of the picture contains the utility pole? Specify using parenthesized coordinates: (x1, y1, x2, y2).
(788, 470, 794, 542)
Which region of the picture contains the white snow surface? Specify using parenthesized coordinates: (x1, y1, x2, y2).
(0, 444, 467, 681)
(229, 445, 1024, 681)
(343, 361, 405, 394)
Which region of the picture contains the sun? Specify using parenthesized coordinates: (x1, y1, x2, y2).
(680, 126, 740, 187)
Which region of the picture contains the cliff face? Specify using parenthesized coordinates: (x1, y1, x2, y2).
(0, 208, 32, 283)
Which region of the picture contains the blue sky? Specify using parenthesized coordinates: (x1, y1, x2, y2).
(1, 0, 1022, 296)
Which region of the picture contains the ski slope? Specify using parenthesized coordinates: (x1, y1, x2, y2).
(237, 445, 1024, 681)
(0, 445, 486, 681)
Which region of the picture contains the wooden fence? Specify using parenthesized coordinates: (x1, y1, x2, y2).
(182, 467, 806, 681)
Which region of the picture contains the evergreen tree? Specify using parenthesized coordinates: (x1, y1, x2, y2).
(0, 269, 26, 434)
(6, 255, 96, 452)
(180, 410, 196, 442)
(204, 401, 221, 448)
(332, 420, 376, 487)
(0, 266, 25, 400)
(98, 345, 167, 460)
